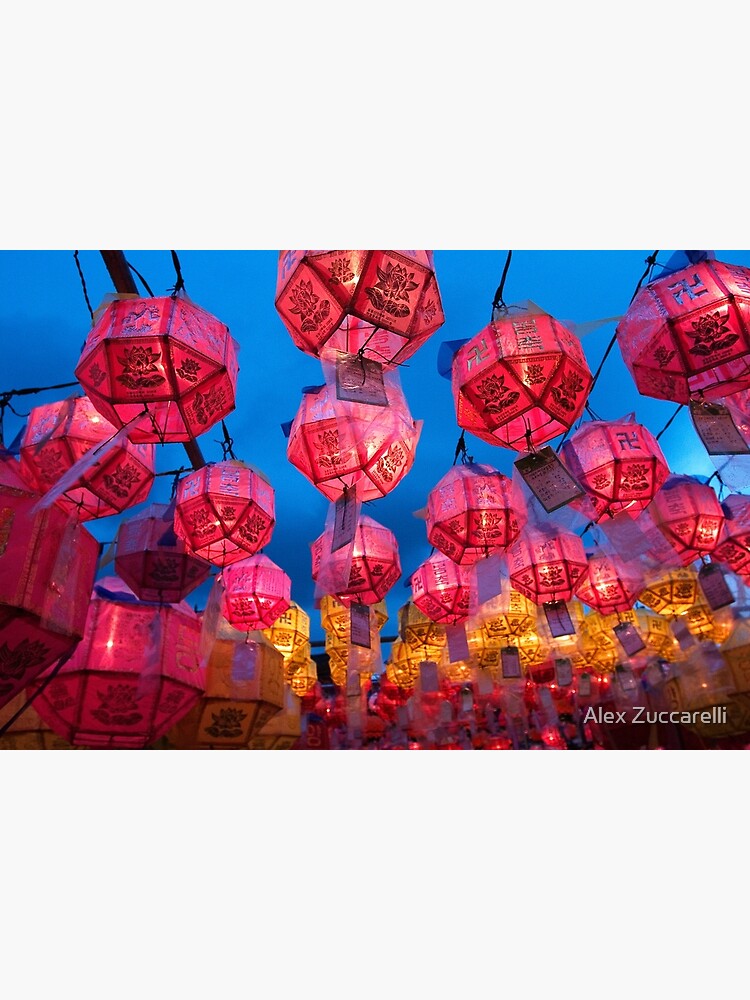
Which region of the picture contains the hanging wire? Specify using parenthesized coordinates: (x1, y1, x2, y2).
(73, 251, 95, 323)
(217, 419, 237, 460)
(169, 250, 186, 297)
(452, 429, 474, 465)
(655, 402, 685, 441)
(0, 647, 77, 736)
(491, 250, 513, 320)
(125, 258, 155, 297)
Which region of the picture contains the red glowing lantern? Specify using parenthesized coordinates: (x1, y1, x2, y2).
(286, 379, 421, 502)
(561, 416, 670, 520)
(27, 577, 204, 749)
(574, 550, 645, 615)
(75, 294, 240, 442)
(425, 462, 526, 564)
(275, 251, 445, 366)
(311, 514, 401, 606)
(616, 258, 750, 403)
(220, 554, 291, 630)
(173, 460, 275, 567)
(0, 472, 99, 709)
(506, 525, 589, 605)
(712, 494, 750, 580)
(451, 305, 593, 450)
(20, 395, 155, 520)
(648, 474, 725, 564)
(114, 502, 212, 603)
(410, 552, 473, 625)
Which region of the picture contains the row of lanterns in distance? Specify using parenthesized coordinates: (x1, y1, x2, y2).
(5, 250, 750, 749)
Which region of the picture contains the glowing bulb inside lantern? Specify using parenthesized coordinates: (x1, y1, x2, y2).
(106, 640, 114, 648)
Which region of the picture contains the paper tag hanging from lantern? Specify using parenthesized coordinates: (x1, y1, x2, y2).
(698, 562, 735, 610)
(690, 401, 750, 455)
(350, 603, 372, 648)
(332, 486, 360, 552)
(613, 621, 646, 655)
(501, 646, 522, 678)
(671, 617, 696, 650)
(446, 624, 470, 662)
(515, 447, 585, 513)
(543, 600, 576, 637)
(335, 355, 388, 406)
(473, 553, 505, 606)
(419, 660, 439, 693)
(578, 673, 592, 698)
(615, 664, 639, 693)
(554, 657, 573, 686)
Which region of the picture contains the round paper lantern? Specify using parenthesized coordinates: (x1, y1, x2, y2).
(684, 601, 734, 645)
(320, 594, 388, 642)
(425, 463, 526, 564)
(28, 578, 204, 749)
(173, 460, 275, 567)
(451, 305, 592, 450)
(616, 258, 750, 404)
(0, 472, 99, 709)
(576, 615, 620, 675)
(385, 638, 424, 691)
(587, 607, 681, 663)
(410, 552, 473, 625)
(287, 656, 319, 698)
(711, 494, 750, 580)
(20, 395, 155, 520)
(648, 475, 725, 563)
(506, 526, 589, 605)
(574, 550, 645, 615)
(397, 601, 448, 660)
(262, 601, 311, 670)
(638, 567, 701, 617)
(220, 554, 291, 630)
(114, 502, 212, 603)
(311, 514, 401, 606)
(286, 379, 421, 502)
(75, 294, 240, 443)
(275, 250, 445, 366)
(561, 417, 670, 521)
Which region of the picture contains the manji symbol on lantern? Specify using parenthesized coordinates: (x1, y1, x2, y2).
(275, 251, 445, 367)
(173, 460, 275, 567)
(75, 294, 240, 443)
(616, 257, 750, 404)
(451, 303, 593, 450)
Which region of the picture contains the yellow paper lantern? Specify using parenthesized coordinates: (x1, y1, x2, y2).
(262, 601, 310, 666)
(638, 567, 701, 617)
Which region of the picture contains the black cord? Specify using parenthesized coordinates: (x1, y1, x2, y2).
(655, 403, 684, 441)
(0, 647, 77, 736)
(125, 258, 155, 297)
(73, 250, 95, 323)
(169, 250, 186, 297)
(217, 419, 237, 460)
(491, 250, 513, 319)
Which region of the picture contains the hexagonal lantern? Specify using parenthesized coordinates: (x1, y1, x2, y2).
(410, 552, 473, 625)
(320, 594, 388, 643)
(574, 550, 645, 615)
(20, 395, 155, 520)
(220, 554, 291, 631)
(173, 460, 275, 567)
(286, 379, 421, 502)
(506, 525, 589, 605)
(275, 250, 445, 367)
(425, 463, 526, 564)
(561, 417, 670, 521)
(311, 514, 401, 607)
(261, 601, 311, 672)
(248, 685, 302, 750)
(115, 502, 212, 603)
(711, 494, 750, 581)
(451, 305, 592, 450)
(616, 258, 750, 404)
(648, 475, 725, 565)
(75, 294, 240, 443)
(287, 656, 319, 698)
(638, 567, 702, 617)
(397, 601, 448, 661)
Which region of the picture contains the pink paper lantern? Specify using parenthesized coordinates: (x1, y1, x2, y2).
(20, 395, 155, 520)
(115, 502, 212, 603)
(451, 306, 592, 450)
(275, 250, 445, 366)
(173, 460, 275, 567)
(75, 295, 240, 442)
(425, 462, 526, 564)
(311, 514, 401, 606)
(410, 552, 473, 625)
(286, 379, 421, 502)
(220, 554, 292, 630)
(616, 258, 750, 403)
(28, 578, 205, 749)
(506, 526, 589, 605)
(574, 550, 645, 615)
(561, 417, 670, 521)
(712, 494, 750, 580)
(648, 474, 725, 564)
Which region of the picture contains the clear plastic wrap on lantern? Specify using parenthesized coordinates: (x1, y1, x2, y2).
(397, 601, 448, 660)
(320, 594, 388, 643)
(616, 258, 750, 404)
(506, 525, 588, 605)
(115, 502, 212, 603)
(27, 578, 204, 749)
(648, 475, 725, 564)
(574, 550, 645, 615)
(466, 590, 539, 672)
(561, 416, 670, 521)
(663, 646, 749, 740)
(287, 656, 318, 698)
(311, 514, 401, 606)
(75, 295, 240, 442)
(275, 251, 445, 366)
(220, 554, 291, 630)
(451, 304, 593, 450)
(20, 395, 155, 520)
(174, 460, 275, 567)
(425, 463, 526, 564)
(262, 601, 311, 667)
(712, 494, 750, 580)
(410, 552, 473, 625)
(286, 379, 422, 502)
(0, 476, 99, 709)
(385, 638, 428, 691)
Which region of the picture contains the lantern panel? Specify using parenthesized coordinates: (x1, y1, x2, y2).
(311, 514, 401, 606)
(410, 553, 473, 625)
(220, 554, 291, 630)
(506, 527, 589, 605)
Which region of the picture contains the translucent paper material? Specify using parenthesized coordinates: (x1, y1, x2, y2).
(75, 294, 240, 442)
(0, 693, 76, 750)
(616, 259, 750, 403)
(250, 684, 302, 749)
(506, 525, 589, 605)
(21, 395, 155, 520)
(410, 553, 473, 625)
(286, 379, 421, 502)
(261, 601, 311, 668)
(115, 502, 212, 603)
(397, 601, 448, 660)
(713, 494, 750, 580)
(311, 514, 401, 606)
(275, 251, 445, 366)
(451, 305, 592, 450)
(220, 554, 291, 630)
(320, 594, 388, 643)
(561, 416, 670, 521)
(173, 460, 275, 567)
(648, 475, 725, 563)
(574, 550, 645, 615)
(28, 578, 204, 748)
(425, 463, 527, 564)
(638, 567, 702, 616)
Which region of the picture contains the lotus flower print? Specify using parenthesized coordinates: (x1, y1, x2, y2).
(288, 279, 331, 333)
(116, 346, 166, 389)
(687, 309, 739, 357)
(365, 262, 419, 318)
